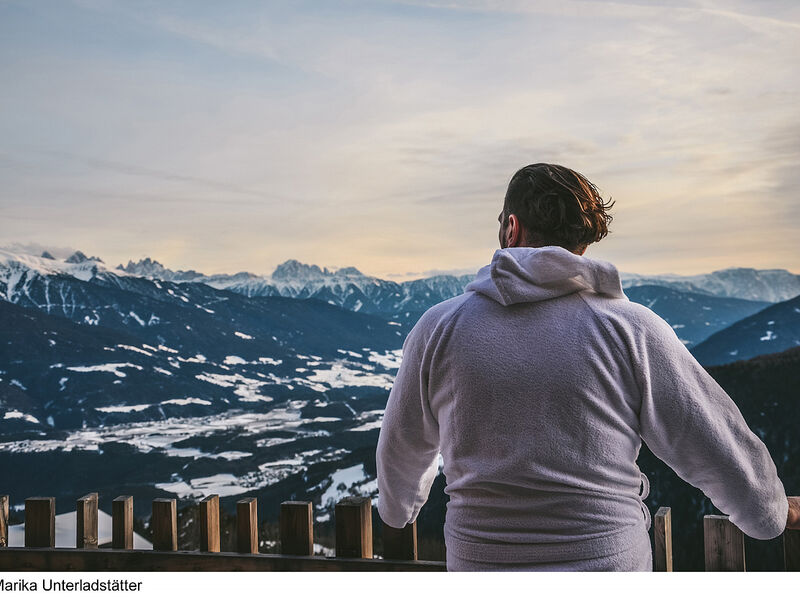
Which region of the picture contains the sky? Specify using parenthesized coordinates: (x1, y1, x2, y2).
(1, 0, 798, 280)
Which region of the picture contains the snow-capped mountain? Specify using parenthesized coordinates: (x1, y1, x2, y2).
(690, 294, 800, 366)
(621, 268, 800, 303)
(121, 256, 475, 327)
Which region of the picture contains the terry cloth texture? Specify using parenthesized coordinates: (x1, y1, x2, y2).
(376, 246, 788, 572)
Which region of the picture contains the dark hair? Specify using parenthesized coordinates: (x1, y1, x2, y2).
(502, 163, 614, 252)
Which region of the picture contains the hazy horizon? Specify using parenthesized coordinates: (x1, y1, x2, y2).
(2, 1, 799, 279)
(3, 239, 798, 284)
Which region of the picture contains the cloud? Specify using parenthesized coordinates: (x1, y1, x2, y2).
(0, 242, 78, 260)
(0, 0, 798, 277)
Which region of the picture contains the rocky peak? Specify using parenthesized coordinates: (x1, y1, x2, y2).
(271, 259, 325, 281)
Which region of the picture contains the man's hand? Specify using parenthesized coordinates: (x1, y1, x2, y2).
(788, 496, 800, 530)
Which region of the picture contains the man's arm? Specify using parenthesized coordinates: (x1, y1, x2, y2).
(631, 312, 788, 539)
(376, 324, 440, 529)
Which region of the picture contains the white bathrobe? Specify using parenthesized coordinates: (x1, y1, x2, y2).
(376, 246, 788, 571)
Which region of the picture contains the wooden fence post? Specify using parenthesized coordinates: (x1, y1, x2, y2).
(785, 529, 800, 572)
(0, 495, 8, 548)
(335, 497, 372, 559)
(25, 497, 55, 548)
(280, 501, 313, 556)
(653, 507, 673, 572)
(76, 493, 99, 549)
(382, 521, 417, 561)
(704, 515, 745, 571)
(112, 496, 133, 550)
(237, 498, 258, 554)
(200, 495, 220, 553)
(152, 499, 178, 551)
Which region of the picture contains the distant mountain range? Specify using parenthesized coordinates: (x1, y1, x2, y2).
(620, 268, 800, 303)
(120, 256, 474, 329)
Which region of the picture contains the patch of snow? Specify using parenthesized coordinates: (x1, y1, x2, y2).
(153, 367, 172, 376)
(258, 357, 282, 366)
(66, 363, 143, 378)
(234, 331, 254, 340)
(318, 464, 375, 509)
(4, 410, 39, 423)
(128, 311, 145, 326)
(195, 372, 273, 402)
(224, 355, 247, 365)
(160, 398, 211, 407)
(117, 344, 153, 356)
(156, 474, 254, 499)
(760, 330, 777, 341)
(368, 349, 403, 370)
(95, 404, 152, 413)
(179, 354, 207, 363)
(305, 361, 394, 390)
(349, 420, 382, 432)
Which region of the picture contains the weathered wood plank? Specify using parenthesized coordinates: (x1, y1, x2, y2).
(280, 501, 313, 556)
(76, 493, 99, 549)
(335, 497, 372, 559)
(382, 521, 417, 561)
(704, 515, 745, 571)
(0, 495, 8, 548)
(200, 495, 220, 553)
(785, 529, 800, 572)
(152, 499, 178, 552)
(112, 496, 133, 550)
(653, 506, 672, 572)
(236, 498, 258, 554)
(0, 547, 447, 571)
(25, 497, 55, 548)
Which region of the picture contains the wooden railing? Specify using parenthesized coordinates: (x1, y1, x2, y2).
(1, 495, 798, 571)
(0, 493, 442, 571)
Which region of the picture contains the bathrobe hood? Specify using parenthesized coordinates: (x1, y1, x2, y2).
(465, 245, 627, 305)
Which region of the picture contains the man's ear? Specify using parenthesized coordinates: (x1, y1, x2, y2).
(506, 214, 522, 248)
